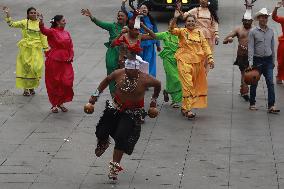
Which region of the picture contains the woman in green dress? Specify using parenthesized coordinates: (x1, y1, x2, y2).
(155, 20, 182, 108)
(81, 8, 128, 96)
(3, 6, 48, 96)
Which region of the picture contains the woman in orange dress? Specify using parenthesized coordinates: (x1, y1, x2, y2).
(169, 10, 214, 119)
(272, 1, 284, 84)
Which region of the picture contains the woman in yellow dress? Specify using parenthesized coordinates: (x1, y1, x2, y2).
(3, 7, 48, 96)
(180, 0, 219, 73)
(169, 10, 214, 119)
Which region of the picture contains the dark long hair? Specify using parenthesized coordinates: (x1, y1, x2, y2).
(138, 3, 157, 29)
(208, 1, 219, 23)
(26, 7, 36, 19)
(118, 10, 128, 25)
(50, 15, 64, 28)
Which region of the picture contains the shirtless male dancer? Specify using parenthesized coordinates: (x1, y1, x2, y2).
(87, 12, 161, 181)
(223, 9, 253, 101)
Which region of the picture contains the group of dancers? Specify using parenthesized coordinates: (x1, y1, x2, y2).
(2, 0, 283, 181)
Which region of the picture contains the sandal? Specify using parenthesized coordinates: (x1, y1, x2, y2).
(163, 90, 169, 102)
(171, 102, 180, 109)
(249, 105, 258, 111)
(181, 110, 196, 119)
(51, 107, 59, 113)
(23, 90, 30, 97)
(186, 111, 196, 120)
(108, 161, 123, 180)
(58, 105, 68, 112)
(95, 140, 110, 157)
(29, 89, 35, 95)
(268, 107, 280, 114)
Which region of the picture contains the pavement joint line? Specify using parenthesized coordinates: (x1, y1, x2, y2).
(178, 120, 195, 189)
(227, 57, 235, 189)
(0, 172, 38, 174)
(28, 114, 87, 189)
(227, 1, 238, 187)
(261, 77, 280, 189)
(78, 156, 99, 189)
(128, 102, 165, 189)
(0, 86, 45, 134)
(0, 159, 7, 166)
(0, 127, 38, 167)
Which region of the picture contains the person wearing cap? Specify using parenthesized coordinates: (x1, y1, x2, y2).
(223, 9, 253, 102)
(2, 6, 48, 96)
(169, 9, 215, 120)
(81, 8, 128, 96)
(87, 13, 161, 181)
(248, 8, 280, 113)
(272, 1, 284, 84)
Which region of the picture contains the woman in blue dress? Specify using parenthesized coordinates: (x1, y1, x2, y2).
(121, 0, 161, 78)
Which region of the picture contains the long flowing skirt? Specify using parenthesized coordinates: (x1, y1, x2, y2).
(162, 57, 182, 103)
(277, 40, 284, 80)
(45, 58, 74, 107)
(16, 45, 44, 89)
(105, 47, 119, 94)
(140, 44, 156, 78)
(177, 60, 208, 111)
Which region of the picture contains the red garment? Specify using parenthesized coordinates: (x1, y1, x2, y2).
(114, 95, 144, 112)
(40, 23, 74, 107)
(272, 12, 284, 80)
(112, 35, 142, 54)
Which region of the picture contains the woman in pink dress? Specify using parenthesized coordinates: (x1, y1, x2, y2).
(39, 15, 74, 113)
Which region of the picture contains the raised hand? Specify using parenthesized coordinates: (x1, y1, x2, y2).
(122, 0, 128, 3)
(2, 6, 11, 18)
(81, 8, 92, 17)
(174, 9, 181, 18)
(2, 6, 9, 13)
(38, 13, 43, 22)
(276, 1, 283, 8)
(176, 0, 182, 11)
